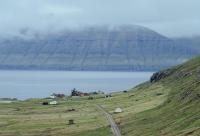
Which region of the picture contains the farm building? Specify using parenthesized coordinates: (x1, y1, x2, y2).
(49, 101, 58, 105)
(49, 95, 55, 99)
(114, 108, 123, 113)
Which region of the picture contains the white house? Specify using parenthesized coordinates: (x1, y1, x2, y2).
(114, 108, 123, 113)
(49, 95, 56, 99)
(49, 101, 58, 105)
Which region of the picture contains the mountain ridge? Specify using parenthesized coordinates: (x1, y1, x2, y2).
(0, 25, 199, 71)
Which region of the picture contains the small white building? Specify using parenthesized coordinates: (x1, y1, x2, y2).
(49, 95, 56, 99)
(114, 108, 123, 113)
(49, 101, 58, 105)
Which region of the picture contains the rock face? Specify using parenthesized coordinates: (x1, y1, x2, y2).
(150, 70, 171, 82)
(0, 25, 198, 71)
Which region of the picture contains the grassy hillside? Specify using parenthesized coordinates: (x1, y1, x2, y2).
(95, 56, 200, 135)
(116, 56, 200, 135)
(1, 56, 200, 136)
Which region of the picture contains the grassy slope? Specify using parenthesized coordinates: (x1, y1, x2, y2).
(117, 56, 200, 136)
(1, 56, 200, 136)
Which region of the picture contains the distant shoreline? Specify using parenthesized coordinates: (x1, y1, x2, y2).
(0, 67, 156, 72)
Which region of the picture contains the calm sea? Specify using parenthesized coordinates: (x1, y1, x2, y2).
(0, 70, 153, 99)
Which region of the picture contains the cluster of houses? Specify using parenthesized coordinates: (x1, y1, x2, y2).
(41, 89, 123, 115)
(42, 89, 114, 106)
(71, 88, 104, 97)
(71, 88, 90, 97)
(42, 89, 105, 105)
(42, 93, 64, 105)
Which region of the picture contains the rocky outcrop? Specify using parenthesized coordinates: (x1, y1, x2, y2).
(150, 70, 171, 82)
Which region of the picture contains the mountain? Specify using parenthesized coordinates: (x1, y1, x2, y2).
(0, 25, 199, 71)
(173, 36, 200, 52)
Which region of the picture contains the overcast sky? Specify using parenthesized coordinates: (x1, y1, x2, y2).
(0, 0, 200, 38)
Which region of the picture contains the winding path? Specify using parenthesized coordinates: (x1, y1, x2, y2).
(96, 105, 122, 136)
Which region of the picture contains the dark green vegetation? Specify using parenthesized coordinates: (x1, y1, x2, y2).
(1, 56, 200, 135)
(0, 25, 199, 71)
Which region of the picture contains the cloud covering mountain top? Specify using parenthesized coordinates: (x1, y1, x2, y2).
(0, 0, 200, 38)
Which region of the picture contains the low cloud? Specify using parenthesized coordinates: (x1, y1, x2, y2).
(0, 0, 200, 38)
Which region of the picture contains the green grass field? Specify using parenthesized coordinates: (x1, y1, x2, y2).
(1, 56, 200, 136)
(0, 98, 112, 136)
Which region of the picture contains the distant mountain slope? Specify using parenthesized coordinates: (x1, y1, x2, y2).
(0, 25, 198, 71)
(173, 36, 200, 52)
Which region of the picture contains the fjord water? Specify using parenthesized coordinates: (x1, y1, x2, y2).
(0, 70, 153, 99)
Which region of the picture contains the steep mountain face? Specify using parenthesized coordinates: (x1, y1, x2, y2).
(0, 25, 198, 71)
